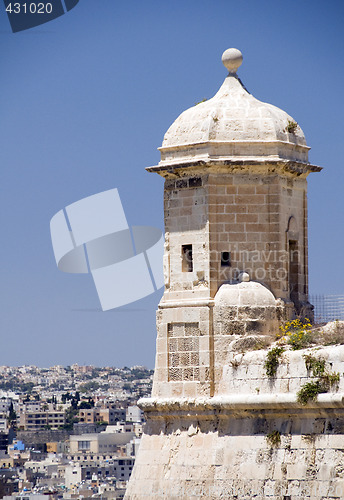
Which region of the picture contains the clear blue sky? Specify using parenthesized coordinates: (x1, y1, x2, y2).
(0, 0, 343, 368)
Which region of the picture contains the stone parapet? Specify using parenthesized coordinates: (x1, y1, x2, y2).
(125, 346, 344, 499)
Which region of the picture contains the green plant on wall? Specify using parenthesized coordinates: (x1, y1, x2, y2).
(266, 430, 281, 447)
(322, 371, 340, 388)
(303, 353, 326, 376)
(265, 346, 285, 377)
(285, 120, 298, 133)
(297, 381, 325, 405)
(297, 353, 340, 405)
(195, 98, 207, 106)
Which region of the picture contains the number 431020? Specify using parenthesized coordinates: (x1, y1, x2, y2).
(6, 3, 53, 14)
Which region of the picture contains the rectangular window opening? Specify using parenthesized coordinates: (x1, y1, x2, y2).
(221, 251, 231, 267)
(182, 244, 193, 272)
(289, 240, 299, 311)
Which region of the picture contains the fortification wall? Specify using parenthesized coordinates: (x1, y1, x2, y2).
(125, 345, 344, 500)
(126, 410, 344, 499)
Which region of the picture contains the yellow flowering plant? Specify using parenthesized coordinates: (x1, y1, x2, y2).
(277, 318, 312, 350)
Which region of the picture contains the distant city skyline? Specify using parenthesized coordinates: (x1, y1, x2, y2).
(0, 1, 343, 367)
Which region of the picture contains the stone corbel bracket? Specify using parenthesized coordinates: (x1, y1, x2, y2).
(146, 159, 322, 179)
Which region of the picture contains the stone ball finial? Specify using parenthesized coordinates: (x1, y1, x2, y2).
(222, 48, 243, 74)
(238, 271, 250, 282)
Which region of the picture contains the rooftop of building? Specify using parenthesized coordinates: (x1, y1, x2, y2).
(148, 48, 322, 174)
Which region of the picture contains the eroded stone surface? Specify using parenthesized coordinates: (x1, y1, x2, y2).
(126, 395, 344, 499)
(160, 68, 308, 166)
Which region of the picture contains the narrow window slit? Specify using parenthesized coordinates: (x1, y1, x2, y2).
(182, 244, 193, 272)
(221, 251, 231, 267)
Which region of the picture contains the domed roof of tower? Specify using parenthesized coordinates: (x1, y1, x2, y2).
(153, 48, 313, 171)
(214, 280, 276, 308)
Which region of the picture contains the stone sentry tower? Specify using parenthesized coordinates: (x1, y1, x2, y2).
(125, 49, 325, 499)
